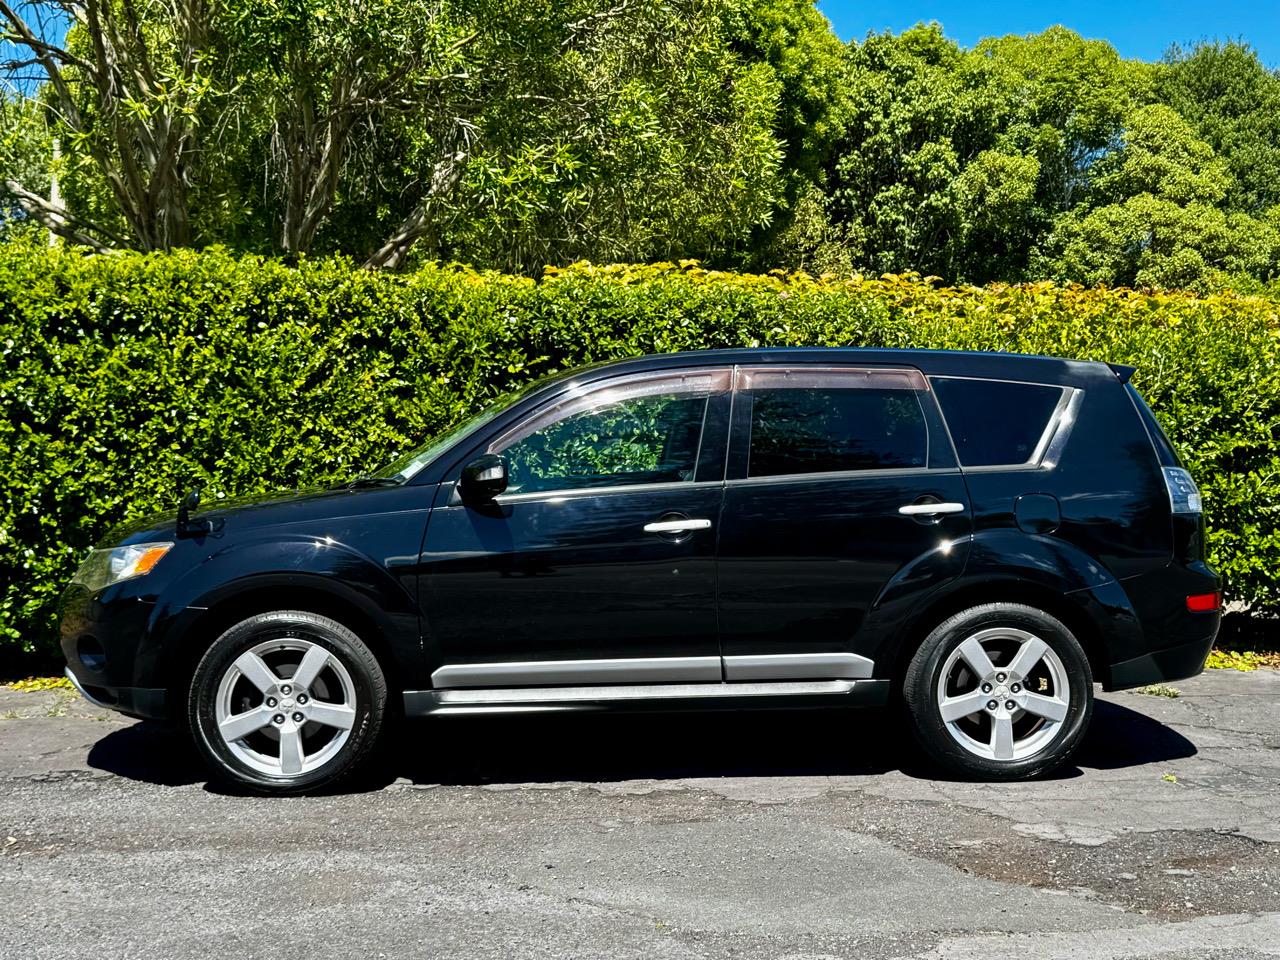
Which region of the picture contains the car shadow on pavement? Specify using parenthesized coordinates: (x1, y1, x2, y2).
(86, 723, 205, 786)
(385, 698, 1197, 788)
(84, 697, 1196, 793)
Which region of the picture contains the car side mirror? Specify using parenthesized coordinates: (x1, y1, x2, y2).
(459, 454, 508, 502)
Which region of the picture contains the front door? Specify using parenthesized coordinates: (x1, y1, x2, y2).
(715, 366, 971, 680)
(420, 368, 731, 687)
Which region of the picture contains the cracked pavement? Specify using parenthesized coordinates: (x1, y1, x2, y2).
(1, 668, 1278, 958)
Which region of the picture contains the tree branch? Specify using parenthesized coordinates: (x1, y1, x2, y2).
(4, 179, 124, 251)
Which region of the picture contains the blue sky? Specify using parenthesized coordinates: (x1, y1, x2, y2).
(819, 1, 1280, 66)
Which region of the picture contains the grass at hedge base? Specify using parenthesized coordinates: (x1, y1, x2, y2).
(3, 241, 1279, 658)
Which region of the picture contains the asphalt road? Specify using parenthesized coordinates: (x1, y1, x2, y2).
(2, 668, 1278, 959)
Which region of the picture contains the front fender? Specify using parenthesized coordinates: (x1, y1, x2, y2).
(135, 535, 422, 691)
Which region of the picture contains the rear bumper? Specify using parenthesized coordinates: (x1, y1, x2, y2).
(1101, 559, 1221, 690)
(1107, 633, 1217, 691)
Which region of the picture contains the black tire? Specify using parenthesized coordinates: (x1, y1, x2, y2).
(903, 602, 1093, 780)
(188, 610, 387, 795)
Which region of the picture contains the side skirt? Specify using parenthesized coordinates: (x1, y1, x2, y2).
(402, 679, 891, 716)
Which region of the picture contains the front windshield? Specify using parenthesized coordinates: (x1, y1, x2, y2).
(369, 373, 568, 482)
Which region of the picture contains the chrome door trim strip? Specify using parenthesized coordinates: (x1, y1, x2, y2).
(721, 652, 874, 681)
(428, 679, 859, 705)
(431, 656, 722, 689)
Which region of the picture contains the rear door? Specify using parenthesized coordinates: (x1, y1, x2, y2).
(715, 365, 971, 680)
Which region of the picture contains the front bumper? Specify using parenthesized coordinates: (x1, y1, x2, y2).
(59, 582, 171, 721)
(64, 667, 167, 721)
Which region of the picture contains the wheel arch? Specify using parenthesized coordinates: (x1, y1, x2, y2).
(884, 577, 1113, 696)
(155, 575, 418, 715)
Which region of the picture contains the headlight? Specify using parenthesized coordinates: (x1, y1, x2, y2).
(71, 542, 174, 594)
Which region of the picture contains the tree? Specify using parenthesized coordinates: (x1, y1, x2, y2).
(1160, 41, 1280, 216)
(216, 0, 471, 258)
(819, 25, 1027, 280)
(1035, 105, 1279, 289)
(0, 0, 220, 251)
(1, 0, 788, 271)
(365, 0, 787, 272)
(976, 26, 1153, 212)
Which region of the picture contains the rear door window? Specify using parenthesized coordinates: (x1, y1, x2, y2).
(932, 377, 1066, 467)
(742, 368, 929, 478)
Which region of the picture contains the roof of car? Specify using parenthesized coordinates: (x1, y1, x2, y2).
(564, 347, 1120, 389)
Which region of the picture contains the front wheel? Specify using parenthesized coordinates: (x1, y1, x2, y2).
(188, 610, 387, 794)
(903, 603, 1093, 780)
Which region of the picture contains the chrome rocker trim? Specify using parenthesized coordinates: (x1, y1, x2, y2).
(404, 679, 890, 715)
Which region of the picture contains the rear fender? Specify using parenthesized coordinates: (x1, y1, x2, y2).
(858, 530, 1144, 687)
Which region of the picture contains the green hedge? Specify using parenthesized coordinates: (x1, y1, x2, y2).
(3, 243, 1279, 660)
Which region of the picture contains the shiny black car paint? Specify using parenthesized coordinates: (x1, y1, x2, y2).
(60, 347, 1221, 722)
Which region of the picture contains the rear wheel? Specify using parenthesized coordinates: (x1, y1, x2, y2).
(903, 603, 1093, 780)
(188, 610, 387, 794)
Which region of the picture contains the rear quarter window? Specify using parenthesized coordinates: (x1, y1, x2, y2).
(932, 377, 1065, 467)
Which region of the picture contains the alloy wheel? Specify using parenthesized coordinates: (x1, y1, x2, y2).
(214, 637, 357, 778)
(935, 627, 1071, 762)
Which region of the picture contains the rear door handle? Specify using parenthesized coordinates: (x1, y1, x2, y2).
(643, 518, 712, 534)
(898, 502, 965, 516)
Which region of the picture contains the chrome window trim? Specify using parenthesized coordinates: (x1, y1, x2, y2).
(724, 466, 954, 489)
(1038, 387, 1085, 469)
(928, 375, 1085, 471)
(490, 477, 724, 505)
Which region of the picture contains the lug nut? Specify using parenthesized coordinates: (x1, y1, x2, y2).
(265, 697, 278, 708)
(995, 672, 1007, 683)
(1005, 700, 1017, 711)
(986, 700, 999, 711)
(272, 714, 285, 725)
(296, 694, 308, 704)
(280, 684, 292, 695)
(1010, 683, 1021, 694)
(981, 682, 992, 694)
(292, 712, 304, 723)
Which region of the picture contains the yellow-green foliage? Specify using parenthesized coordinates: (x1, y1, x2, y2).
(3, 243, 1279, 656)
(7, 676, 74, 692)
(1206, 649, 1276, 671)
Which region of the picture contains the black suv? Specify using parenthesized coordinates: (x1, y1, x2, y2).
(60, 348, 1220, 792)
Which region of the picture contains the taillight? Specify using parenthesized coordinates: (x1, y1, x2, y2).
(1186, 592, 1220, 612)
(1162, 467, 1202, 515)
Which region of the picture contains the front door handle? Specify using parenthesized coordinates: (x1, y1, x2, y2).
(643, 518, 712, 534)
(898, 502, 965, 516)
